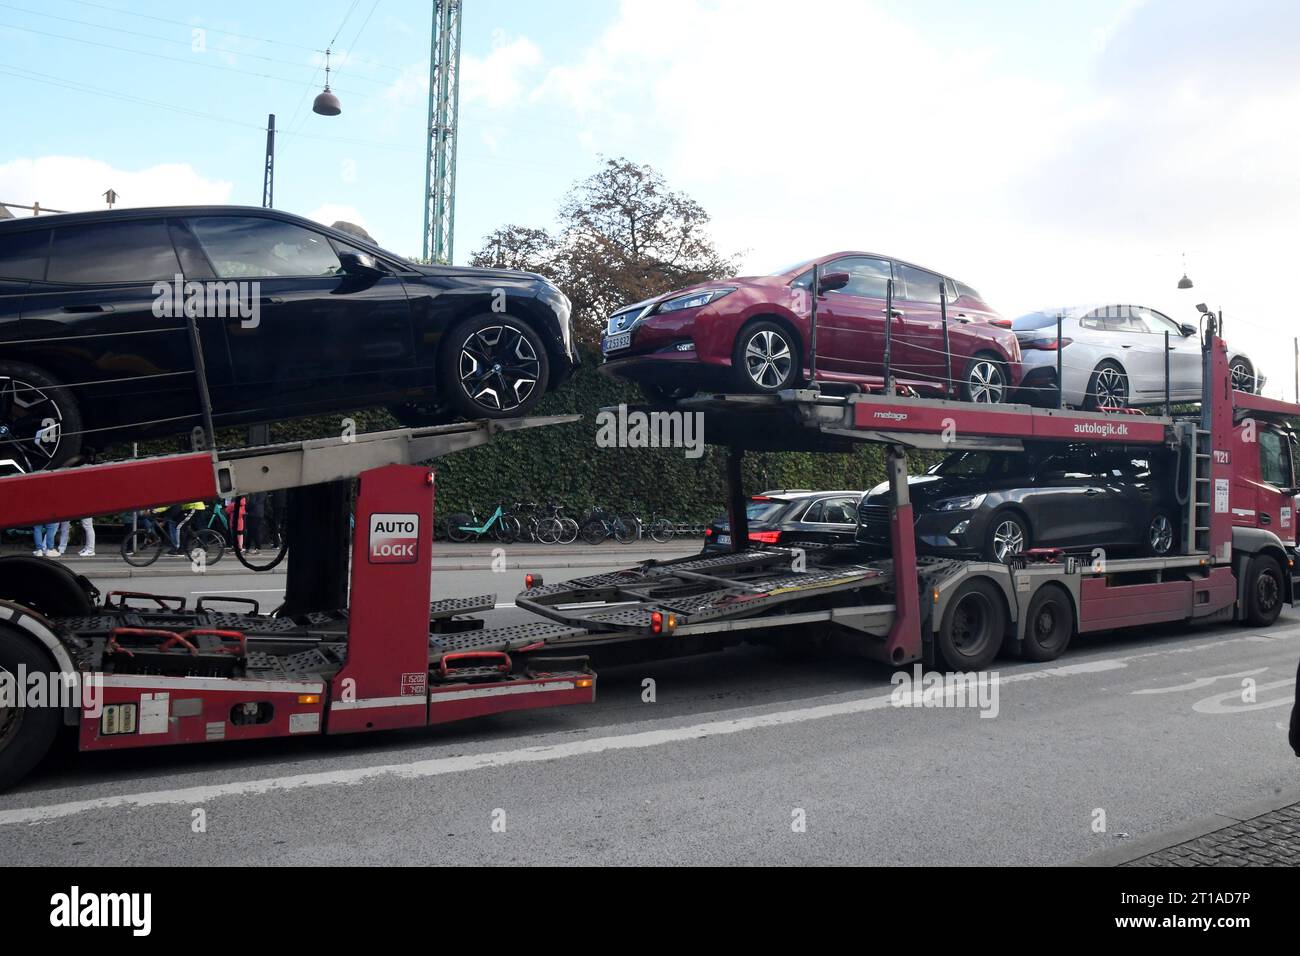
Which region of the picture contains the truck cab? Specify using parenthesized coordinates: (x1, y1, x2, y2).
(1231, 417, 1299, 546)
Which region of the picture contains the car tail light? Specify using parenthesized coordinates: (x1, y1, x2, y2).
(748, 530, 783, 544)
(704, 527, 714, 538)
(989, 318, 1013, 329)
(1019, 337, 1073, 351)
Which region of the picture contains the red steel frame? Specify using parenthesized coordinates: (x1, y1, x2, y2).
(873, 335, 1277, 664)
(6, 335, 1295, 760)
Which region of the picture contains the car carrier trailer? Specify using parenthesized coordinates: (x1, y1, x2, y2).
(511, 320, 1299, 673)
(0, 416, 598, 789)
(0, 324, 1296, 788)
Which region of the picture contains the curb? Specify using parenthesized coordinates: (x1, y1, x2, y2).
(64, 554, 689, 580)
(1071, 784, 1300, 866)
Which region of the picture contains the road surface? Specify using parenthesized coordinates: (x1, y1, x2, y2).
(1, 547, 1296, 866)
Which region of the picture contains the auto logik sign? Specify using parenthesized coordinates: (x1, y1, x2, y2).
(369, 513, 420, 564)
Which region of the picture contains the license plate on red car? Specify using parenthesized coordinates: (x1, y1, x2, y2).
(603, 332, 632, 353)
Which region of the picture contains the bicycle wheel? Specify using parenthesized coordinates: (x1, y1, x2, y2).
(615, 515, 641, 544)
(559, 518, 580, 544)
(521, 516, 540, 542)
(649, 519, 675, 543)
(580, 519, 607, 545)
(444, 513, 475, 544)
(121, 529, 163, 568)
(189, 528, 225, 567)
(492, 515, 520, 544)
(535, 517, 562, 545)
(234, 510, 289, 573)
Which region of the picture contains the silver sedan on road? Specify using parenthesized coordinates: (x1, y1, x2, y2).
(1012, 304, 1262, 410)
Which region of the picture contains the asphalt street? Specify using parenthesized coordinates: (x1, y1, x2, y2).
(2, 545, 1298, 866)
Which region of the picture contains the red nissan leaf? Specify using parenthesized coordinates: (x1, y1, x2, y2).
(600, 252, 1022, 404)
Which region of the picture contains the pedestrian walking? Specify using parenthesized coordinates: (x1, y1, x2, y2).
(244, 492, 267, 555)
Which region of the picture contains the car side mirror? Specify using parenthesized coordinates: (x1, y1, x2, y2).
(339, 250, 384, 277)
(1179, 323, 1196, 337)
(818, 271, 850, 294)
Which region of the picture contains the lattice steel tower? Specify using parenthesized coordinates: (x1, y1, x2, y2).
(423, 0, 462, 264)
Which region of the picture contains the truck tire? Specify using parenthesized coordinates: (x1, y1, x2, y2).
(1020, 584, 1074, 662)
(1243, 554, 1284, 627)
(0, 624, 62, 791)
(936, 578, 1006, 671)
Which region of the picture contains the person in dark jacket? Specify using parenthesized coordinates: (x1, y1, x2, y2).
(1291, 659, 1300, 757)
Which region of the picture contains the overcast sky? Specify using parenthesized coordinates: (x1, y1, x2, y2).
(2, 0, 1297, 394)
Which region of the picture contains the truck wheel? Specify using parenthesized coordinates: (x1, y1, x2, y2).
(1021, 584, 1074, 662)
(1243, 555, 1284, 627)
(0, 625, 62, 791)
(0, 361, 84, 474)
(936, 578, 1006, 671)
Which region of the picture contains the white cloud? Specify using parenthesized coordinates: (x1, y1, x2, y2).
(461, 30, 543, 110)
(0, 156, 232, 214)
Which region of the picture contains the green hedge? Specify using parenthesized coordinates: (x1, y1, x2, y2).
(116, 350, 938, 523)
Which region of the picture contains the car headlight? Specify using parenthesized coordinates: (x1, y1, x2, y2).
(934, 494, 986, 512)
(656, 288, 736, 313)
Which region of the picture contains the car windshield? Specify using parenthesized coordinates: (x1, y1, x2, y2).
(768, 258, 815, 277)
(931, 451, 1040, 480)
(1013, 311, 1069, 331)
(746, 500, 788, 522)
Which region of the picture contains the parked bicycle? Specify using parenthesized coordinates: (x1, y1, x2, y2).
(579, 506, 639, 545)
(535, 501, 580, 545)
(443, 501, 520, 543)
(121, 508, 225, 568)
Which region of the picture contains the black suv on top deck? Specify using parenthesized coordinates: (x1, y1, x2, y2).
(703, 490, 863, 552)
(857, 444, 1180, 562)
(0, 206, 578, 473)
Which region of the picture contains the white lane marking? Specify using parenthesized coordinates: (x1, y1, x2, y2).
(186, 589, 284, 595)
(0, 689, 917, 826)
(494, 603, 516, 609)
(2, 625, 1298, 827)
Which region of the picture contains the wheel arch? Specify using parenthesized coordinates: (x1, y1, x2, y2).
(930, 568, 1018, 641)
(0, 600, 82, 726)
(1231, 528, 1292, 612)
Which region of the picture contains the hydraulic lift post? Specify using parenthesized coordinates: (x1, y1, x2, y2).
(281, 480, 353, 616)
(725, 446, 749, 553)
(882, 443, 923, 664)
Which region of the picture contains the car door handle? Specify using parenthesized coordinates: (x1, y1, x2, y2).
(1260, 513, 1272, 526)
(1085, 488, 1104, 496)
(62, 304, 113, 314)
(259, 297, 284, 306)
(1121, 344, 1133, 349)
(889, 309, 905, 319)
